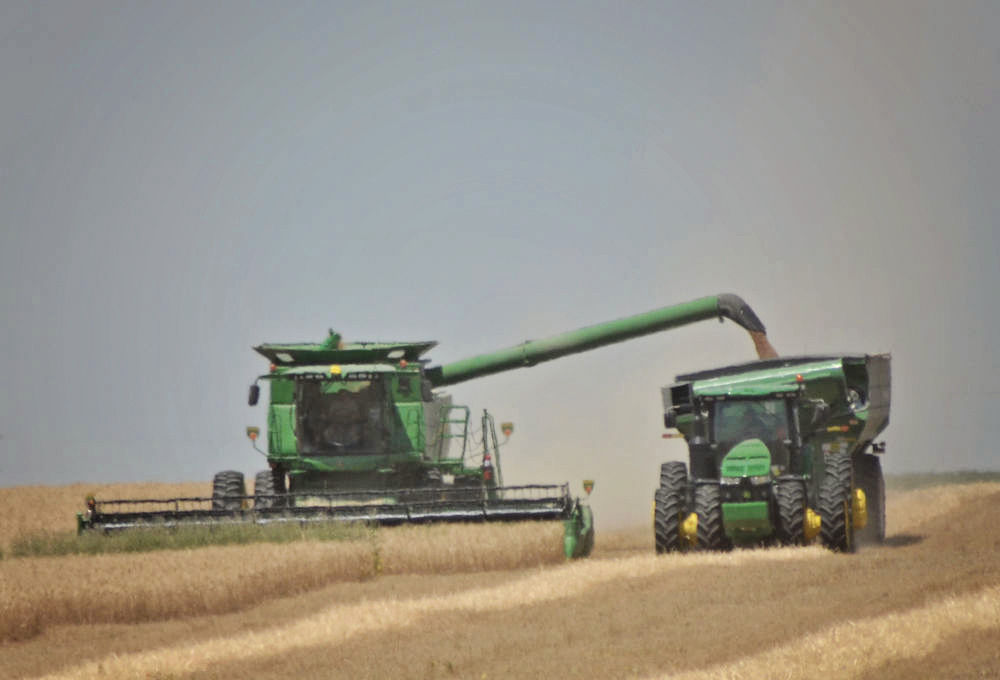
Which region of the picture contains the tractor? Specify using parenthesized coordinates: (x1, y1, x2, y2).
(655, 354, 890, 553)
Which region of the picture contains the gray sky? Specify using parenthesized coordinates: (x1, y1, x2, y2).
(2, 1, 998, 527)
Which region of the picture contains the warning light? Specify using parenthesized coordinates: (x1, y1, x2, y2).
(501, 422, 514, 437)
(796, 374, 804, 382)
(269, 363, 277, 373)
(583, 480, 594, 495)
(246, 426, 260, 441)
(399, 359, 408, 368)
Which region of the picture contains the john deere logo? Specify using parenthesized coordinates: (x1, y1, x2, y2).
(583, 479, 594, 495)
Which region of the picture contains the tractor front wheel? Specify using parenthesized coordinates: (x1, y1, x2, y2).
(212, 470, 246, 512)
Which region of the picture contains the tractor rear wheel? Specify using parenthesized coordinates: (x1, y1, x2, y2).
(854, 453, 885, 545)
(654, 462, 689, 553)
(254, 469, 286, 509)
(212, 470, 246, 512)
(694, 483, 730, 551)
(818, 452, 855, 552)
(774, 478, 806, 545)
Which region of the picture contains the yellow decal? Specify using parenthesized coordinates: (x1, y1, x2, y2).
(330, 365, 342, 374)
(804, 508, 822, 542)
(853, 488, 868, 530)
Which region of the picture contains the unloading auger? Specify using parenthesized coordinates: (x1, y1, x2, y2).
(79, 294, 774, 558)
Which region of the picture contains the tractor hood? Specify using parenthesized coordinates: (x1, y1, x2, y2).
(720, 439, 772, 478)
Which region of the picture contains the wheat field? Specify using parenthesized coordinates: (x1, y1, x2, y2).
(2, 480, 999, 679)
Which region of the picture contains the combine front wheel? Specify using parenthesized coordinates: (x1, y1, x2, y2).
(254, 469, 286, 509)
(212, 470, 246, 512)
(654, 462, 689, 553)
(818, 452, 855, 553)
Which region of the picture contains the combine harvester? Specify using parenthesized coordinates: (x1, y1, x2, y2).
(79, 294, 774, 558)
(655, 353, 890, 553)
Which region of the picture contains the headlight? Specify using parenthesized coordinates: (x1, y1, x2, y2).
(749, 475, 771, 485)
(720, 477, 741, 485)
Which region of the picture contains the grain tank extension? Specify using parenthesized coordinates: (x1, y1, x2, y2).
(80, 293, 772, 558)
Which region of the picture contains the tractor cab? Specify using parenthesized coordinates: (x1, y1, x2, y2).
(706, 393, 801, 477)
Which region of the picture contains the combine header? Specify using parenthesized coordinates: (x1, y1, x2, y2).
(80, 293, 774, 558)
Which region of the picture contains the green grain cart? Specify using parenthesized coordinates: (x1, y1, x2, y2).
(655, 354, 890, 553)
(80, 293, 773, 558)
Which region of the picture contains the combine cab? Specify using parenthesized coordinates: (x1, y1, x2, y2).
(655, 354, 890, 553)
(80, 293, 776, 559)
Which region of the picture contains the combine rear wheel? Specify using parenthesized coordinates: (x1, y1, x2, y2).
(654, 462, 689, 553)
(773, 478, 806, 545)
(694, 483, 730, 551)
(854, 453, 885, 545)
(212, 470, 246, 512)
(818, 452, 855, 552)
(254, 469, 286, 509)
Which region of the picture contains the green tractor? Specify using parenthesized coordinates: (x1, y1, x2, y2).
(655, 354, 890, 553)
(79, 293, 775, 559)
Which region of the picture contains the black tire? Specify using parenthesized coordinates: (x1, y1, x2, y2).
(773, 478, 806, 546)
(659, 461, 685, 489)
(654, 462, 689, 553)
(854, 453, 886, 545)
(254, 469, 286, 509)
(212, 470, 246, 512)
(694, 483, 730, 551)
(818, 452, 855, 552)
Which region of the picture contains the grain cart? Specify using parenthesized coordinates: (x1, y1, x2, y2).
(654, 354, 890, 553)
(79, 293, 774, 558)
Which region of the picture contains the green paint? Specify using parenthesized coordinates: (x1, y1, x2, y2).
(563, 503, 594, 559)
(722, 502, 772, 539)
(720, 439, 771, 478)
(426, 294, 765, 387)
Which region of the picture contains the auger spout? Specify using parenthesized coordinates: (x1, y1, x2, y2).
(426, 293, 774, 388)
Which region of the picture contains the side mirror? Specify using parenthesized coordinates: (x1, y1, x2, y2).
(248, 384, 260, 406)
(421, 379, 434, 402)
(664, 411, 677, 429)
(810, 402, 830, 427)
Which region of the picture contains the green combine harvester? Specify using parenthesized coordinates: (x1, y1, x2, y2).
(655, 354, 890, 553)
(79, 293, 774, 558)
